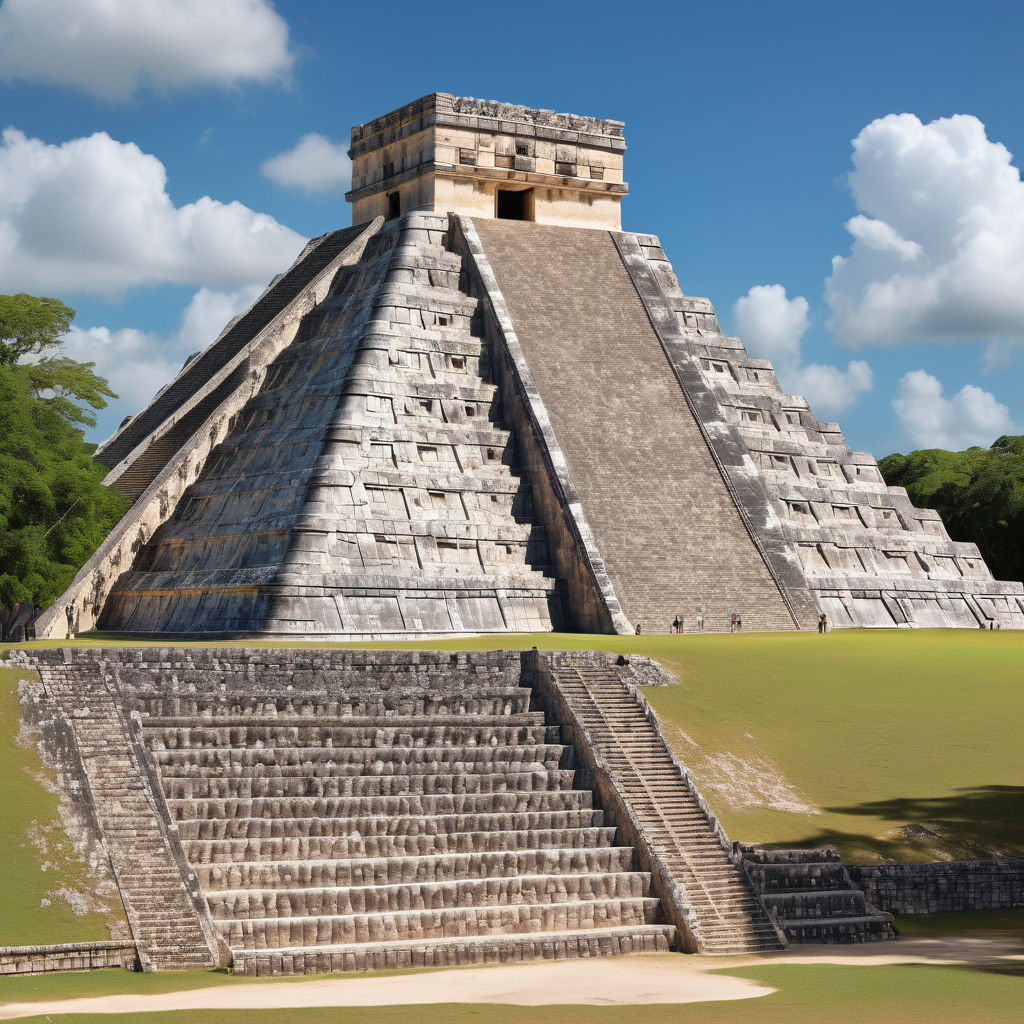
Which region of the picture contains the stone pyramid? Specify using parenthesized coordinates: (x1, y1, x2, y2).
(37, 93, 1024, 638)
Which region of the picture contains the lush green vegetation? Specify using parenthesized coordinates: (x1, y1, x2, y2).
(1, 963, 1021, 1023)
(879, 435, 1024, 583)
(0, 667, 125, 945)
(0, 294, 129, 622)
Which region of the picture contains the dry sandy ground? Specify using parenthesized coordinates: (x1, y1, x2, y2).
(1, 937, 1021, 1020)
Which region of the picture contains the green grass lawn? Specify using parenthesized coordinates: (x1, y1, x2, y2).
(0, 667, 125, 946)
(0, 963, 1021, 1023)
(633, 630, 1024, 861)
(894, 907, 1024, 936)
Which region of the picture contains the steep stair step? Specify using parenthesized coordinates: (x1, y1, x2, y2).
(175, 807, 608, 841)
(195, 846, 636, 890)
(182, 826, 621, 864)
(230, 924, 676, 975)
(217, 897, 664, 948)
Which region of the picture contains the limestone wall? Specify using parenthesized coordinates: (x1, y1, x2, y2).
(34, 221, 381, 640)
(32, 650, 224, 970)
(97, 226, 370, 476)
(849, 860, 1024, 914)
(0, 941, 137, 976)
(348, 92, 626, 229)
(29, 647, 676, 974)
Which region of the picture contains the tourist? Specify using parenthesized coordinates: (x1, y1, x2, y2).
(730, 612, 736, 633)
(818, 613, 825, 634)
(821, 612, 828, 633)
(696, 612, 704, 632)
(635, 622, 642, 634)
(672, 615, 680, 634)
(736, 614, 742, 631)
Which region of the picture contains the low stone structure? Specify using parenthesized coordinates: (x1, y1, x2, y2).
(0, 941, 138, 976)
(740, 847, 895, 943)
(848, 859, 1024, 916)
(28, 647, 801, 973)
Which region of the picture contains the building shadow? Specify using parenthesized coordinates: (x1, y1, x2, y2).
(777, 785, 1024, 860)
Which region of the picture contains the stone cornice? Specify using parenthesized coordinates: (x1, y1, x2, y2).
(349, 92, 626, 159)
(345, 161, 628, 203)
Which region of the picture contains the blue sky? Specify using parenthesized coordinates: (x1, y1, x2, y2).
(2, 0, 1022, 458)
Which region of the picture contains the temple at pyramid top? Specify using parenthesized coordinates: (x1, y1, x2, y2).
(346, 92, 628, 229)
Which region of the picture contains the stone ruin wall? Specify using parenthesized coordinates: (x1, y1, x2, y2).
(29, 647, 685, 972)
(848, 859, 1024, 915)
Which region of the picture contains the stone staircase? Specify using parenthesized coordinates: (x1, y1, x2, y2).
(34, 657, 219, 971)
(42, 647, 876, 974)
(740, 847, 896, 943)
(122, 649, 675, 974)
(541, 656, 784, 953)
(471, 219, 798, 634)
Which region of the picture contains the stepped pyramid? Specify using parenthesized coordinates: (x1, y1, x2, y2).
(34, 647, 801, 973)
(37, 92, 1024, 638)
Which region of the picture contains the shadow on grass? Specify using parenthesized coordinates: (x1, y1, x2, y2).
(775, 785, 1024, 860)
(967, 962, 1024, 978)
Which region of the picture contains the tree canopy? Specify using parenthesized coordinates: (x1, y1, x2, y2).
(0, 294, 129, 612)
(879, 435, 1024, 584)
(0, 293, 115, 428)
(0, 293, 75, 365)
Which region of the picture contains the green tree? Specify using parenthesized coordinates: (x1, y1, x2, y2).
(1, 293, 115, 428)
(879, 435, 1024, 583)
(0, 294, 129, 620)
(0, 293, 75, 364)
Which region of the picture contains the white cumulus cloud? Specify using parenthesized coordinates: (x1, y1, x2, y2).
(790, 360, 874, 417)
(0, 0, 293, 101)
(63, 284, 265, 436)
(733, 284, 873, 416)
(734, 283, 809, 368)
(844, 215, 923, 261)
(892, 369, 1017, 449)
(827, 113, 1024, 347)
(261, 133, 353, 194)
(982, 338, 1023, 372)
(0, 127, 306, 298)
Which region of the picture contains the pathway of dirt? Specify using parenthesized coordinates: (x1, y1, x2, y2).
(2, 937, 1021, 1020)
